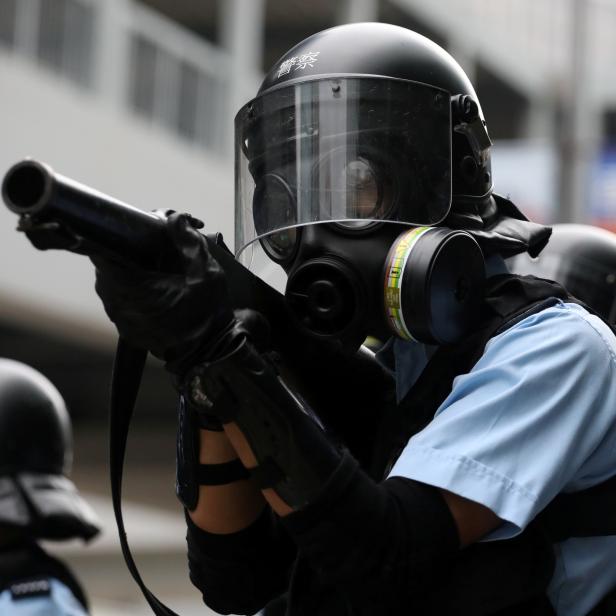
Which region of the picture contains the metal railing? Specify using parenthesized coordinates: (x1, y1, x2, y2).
(124, 2, 232, 153)
(0, 0, 96, 87)
(0, 0, 255, 156)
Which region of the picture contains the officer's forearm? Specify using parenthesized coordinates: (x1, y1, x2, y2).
(185, 336, 343, 511)
(188, 429, 266, 534)
(185, 428, 296, 613)
(222, 422, 294, 517)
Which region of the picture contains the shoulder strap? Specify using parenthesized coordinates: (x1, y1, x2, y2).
(405, 274, 569, 422)
(539, 468, 616, 541)
(530, 294, 616, 540)
(109, 339, 179, 616)
(371, 275, 568, 479)
(386, 274, 616, 541)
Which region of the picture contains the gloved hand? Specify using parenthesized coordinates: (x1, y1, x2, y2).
(92, 211, 235, 376)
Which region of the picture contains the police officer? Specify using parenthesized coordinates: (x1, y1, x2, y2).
(92, 23, 616, 615)
(0, 359, 100, 614)
(509, 223, 616, 323)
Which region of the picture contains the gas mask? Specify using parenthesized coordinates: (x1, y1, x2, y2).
(235, 76, 486, 351)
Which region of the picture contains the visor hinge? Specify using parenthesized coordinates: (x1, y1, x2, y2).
(451, 94, 492, 167)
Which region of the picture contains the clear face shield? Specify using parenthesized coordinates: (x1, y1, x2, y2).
(235, 77, 453, 288)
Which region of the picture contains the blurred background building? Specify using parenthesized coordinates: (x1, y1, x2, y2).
(1, 0, 616, 613)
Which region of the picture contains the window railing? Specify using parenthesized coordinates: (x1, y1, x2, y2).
(0, 0, 246, 156)
(125, 2, 232, 154)
(1, 0, 96, 87)
(0, 0, 17, 49)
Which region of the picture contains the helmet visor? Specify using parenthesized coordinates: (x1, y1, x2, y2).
(235, 77, 452, 265)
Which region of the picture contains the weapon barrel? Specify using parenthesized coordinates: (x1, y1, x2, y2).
(2, 159, 172, 267)
(1, 158, 296, 337)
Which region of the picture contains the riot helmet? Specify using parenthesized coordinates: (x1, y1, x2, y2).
(235, 23, 548, 349)
(0, 359, 100, 541)
(509, 224, 616, 323)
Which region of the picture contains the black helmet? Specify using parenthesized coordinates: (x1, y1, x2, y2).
(261, 22, 492, 199)
(0, 359, 100, 541)
(235, 22, 549, 267)
(233, 23, 551, 349)
(509, 224, 616, 323)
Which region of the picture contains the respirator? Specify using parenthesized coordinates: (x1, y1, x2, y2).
(277, 221, 484, 350)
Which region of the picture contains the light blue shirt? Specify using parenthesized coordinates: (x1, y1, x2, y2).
(0, 578, 88, 615)
(382, 301, 616, 616)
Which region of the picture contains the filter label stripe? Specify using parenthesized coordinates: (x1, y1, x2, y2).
(384, 226, 433, 340)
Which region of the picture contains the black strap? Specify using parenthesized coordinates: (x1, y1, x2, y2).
(109, 338, 179, 616)
(539, 473, 616, 541)
(382, 275, 616, 542)
(589, 585, 616, 615)
(371, 280, 566, 480)
(389, 276, 569, 461)
(249, 459, 286, 490)
(197, 459, 250, 485)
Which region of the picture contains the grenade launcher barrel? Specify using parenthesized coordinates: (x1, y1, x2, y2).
(1, 158, 290, 336)
(3, 158, 197, 267)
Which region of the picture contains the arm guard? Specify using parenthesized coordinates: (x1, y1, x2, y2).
(176, 395, 249, 511)
(184, 335, 342, 509)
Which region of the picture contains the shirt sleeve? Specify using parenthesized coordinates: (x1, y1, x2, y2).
(388, 301, 616, 539)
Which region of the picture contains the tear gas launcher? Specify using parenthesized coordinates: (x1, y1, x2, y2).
(1, 158, 297, 354)
(1, 157, 392, 413)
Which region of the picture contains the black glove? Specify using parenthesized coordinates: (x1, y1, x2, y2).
(92, 211, 235, 376)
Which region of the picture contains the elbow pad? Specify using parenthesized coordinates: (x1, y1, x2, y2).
(186, 510, 295, 614)
(184, 336, 342, 509)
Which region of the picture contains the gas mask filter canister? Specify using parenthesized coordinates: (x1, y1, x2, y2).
(384, 226, 486, 345)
